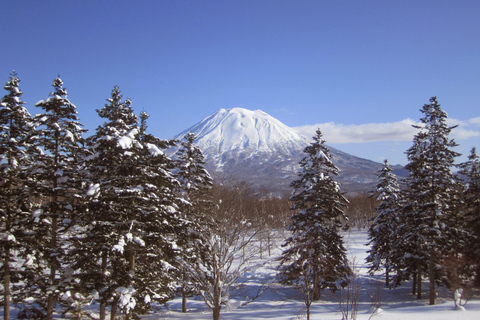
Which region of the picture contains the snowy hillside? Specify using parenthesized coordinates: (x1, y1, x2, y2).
(173, 108, 406, 194)
(174, 108, 310, 156)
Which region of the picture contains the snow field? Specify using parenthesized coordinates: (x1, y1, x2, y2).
(1, 230, 479, 319)
(143, 230, 480, 320)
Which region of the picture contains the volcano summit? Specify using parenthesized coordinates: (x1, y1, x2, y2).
(173, 108, 405, 194)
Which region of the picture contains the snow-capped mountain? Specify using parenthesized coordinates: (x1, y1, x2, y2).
(173, 108, 406, 194)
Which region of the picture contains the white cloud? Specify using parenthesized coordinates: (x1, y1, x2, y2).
(468, 117, 480, 125)
(293, 117, 480, 144)
(452, 128, 480, 140)
(293, 119, 419, 143)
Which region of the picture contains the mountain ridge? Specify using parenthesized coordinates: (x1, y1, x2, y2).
(172, 108, 406, 194)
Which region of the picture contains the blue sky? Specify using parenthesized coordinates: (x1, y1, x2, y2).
(1, 0, 479, 165)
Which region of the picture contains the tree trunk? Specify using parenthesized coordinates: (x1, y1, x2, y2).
(429, 253, 436, 305)
(312, 276, 320, 301)
(260, 237, 263, 259)
(385, 256, 389, 287)
(99, 300, 106, 320)
(126, 247, 136, 319)
(182, 266, 187, 313)
(47, 295, 55, 320)
(111, 296, 119, 320)
(47, 140, 61, 320)
(182, 289, 187, 313)
(212, 278, 221, 320)
(129, 247, 135, 273)
(267, 232, 271, 257)
(47, 215, 58, 320)
(305, 283, 312, 320)
(412, 272, 417, 295)
(4, 246, 10, 320)
(417, 265, 422, 299)
(213, 305, 221, 320)
(100, 252, 108, 320)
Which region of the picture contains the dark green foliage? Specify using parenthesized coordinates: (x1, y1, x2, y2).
(278, 129, 350, 317)
(19, 77, 87, 319)
(391, 97, 464, 304)
(73, 87, 185, 319)
(174, 132, 215, 311)
(366, 160, 402, 286)
(0, 72, 37, 320)
(458, 147, 480, 284)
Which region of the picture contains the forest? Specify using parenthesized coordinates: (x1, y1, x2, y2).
(1, 73, 479, 320)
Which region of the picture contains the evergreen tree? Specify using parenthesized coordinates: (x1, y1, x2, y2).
(132, 111, 186, 316)
(0, 72, 36, 320)
(74, 88, 184, 320)
(174, 132, 214, 313)
(394, 97, 463, 304)
(19, 77, 86, 319)
(366, 159, 402, 287)
(277, 129, 350, 320)
(389, 132, 429, 296)
(175, 133, 214, 209)
(458, 147, 480, 284)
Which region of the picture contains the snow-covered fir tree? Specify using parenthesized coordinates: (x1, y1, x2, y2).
(131, 111, 186, 316)
(0, 72, 36, 320)
(174, 132, 214, 313)
(366, 159, 402, 287)
(74, 88, 185, 320)
(175, 132, 214, 209)
(19, 77, 87, 320)
(458, 147, 480, 284)
(278, 128, 350, 320)
(394, 97, 463, 305)
(388, 131, 429, 295)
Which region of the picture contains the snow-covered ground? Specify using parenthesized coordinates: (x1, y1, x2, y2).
(2, 230, 479, 319)
(143, 230, 480, 320)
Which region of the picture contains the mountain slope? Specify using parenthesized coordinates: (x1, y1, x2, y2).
(175, 108, 309, 155)
(173, 108, 406, 194)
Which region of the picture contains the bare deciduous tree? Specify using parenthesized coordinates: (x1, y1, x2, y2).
(186, 184, 265, 320)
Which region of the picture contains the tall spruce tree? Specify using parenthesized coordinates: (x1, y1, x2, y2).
(458, 147, 480, 284)
(175, 133, 214, 208)
(132, 111, 186, 316)
(389, 131, 430, 295)
(278, 129, 350, 320)
(19, 77, 86, 319)
(0, 72, 36, 320)
(366, 159, 402, 287)
(74, 88, 184, 320)
(174, 132, 214, 313)
(396, 97, 463, 304)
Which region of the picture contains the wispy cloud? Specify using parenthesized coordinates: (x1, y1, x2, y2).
(468, 117, 480, 125)
(293, 117, 480, 144)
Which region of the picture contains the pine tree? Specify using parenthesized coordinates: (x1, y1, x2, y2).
(458, 147, 480, 284)
(0, 72, 36, 320)
(366, 159, 402, 287)
(175, 133, 214, 209)
(174, 132, 214, 313)
(395, 97, 463, 304)
(74, 88, 184, 319)
(388, 132, 429, 295)
(18, 77, 86, 319)
(278, 129, 350, 320)
(131, 111, 186, 317)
